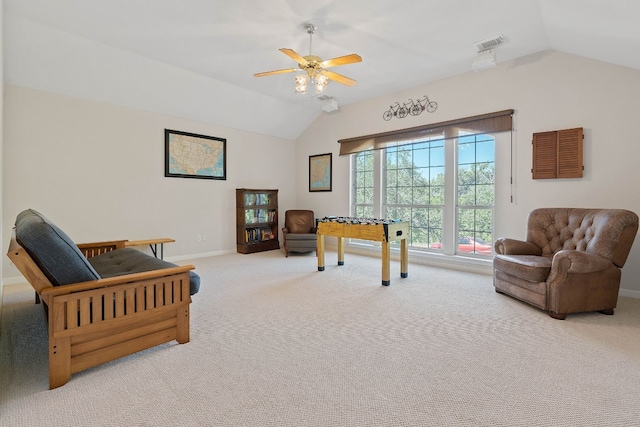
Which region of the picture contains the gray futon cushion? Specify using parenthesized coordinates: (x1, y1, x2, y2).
(14, 209, 101, 286)
(88, 248, 200, 295)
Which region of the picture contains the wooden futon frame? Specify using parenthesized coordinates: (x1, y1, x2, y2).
(8, 236, 195, 389)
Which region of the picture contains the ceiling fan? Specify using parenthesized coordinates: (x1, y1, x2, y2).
(254, 23, 362, 94)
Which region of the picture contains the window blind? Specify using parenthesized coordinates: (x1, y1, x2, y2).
(338, 109, 514, 155)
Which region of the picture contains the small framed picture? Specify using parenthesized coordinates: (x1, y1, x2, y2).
(309, 153, 332, 192)
(165, 129, 226, 180)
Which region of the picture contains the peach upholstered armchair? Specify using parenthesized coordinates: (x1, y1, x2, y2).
(493, 208, 638, 320)
(282, 210, 317, 257)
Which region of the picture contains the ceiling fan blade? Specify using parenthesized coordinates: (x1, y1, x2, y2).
(321, 54, 362, 68)
(324, 70, 357, 86)
(279, 48, 309, 66)
(254, 68, 297, 78)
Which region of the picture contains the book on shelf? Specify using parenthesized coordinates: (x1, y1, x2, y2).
(244, 193, 255, 206)
(244, 193, 272, 207)
(260, 193, 272, 205)
(244, 227, 275, 243)
(245, 208, 276, 224)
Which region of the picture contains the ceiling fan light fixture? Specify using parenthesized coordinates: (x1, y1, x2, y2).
(314, 72, 329, 93)
(255, 22, 361, 93)
(294, 74, 308, 94)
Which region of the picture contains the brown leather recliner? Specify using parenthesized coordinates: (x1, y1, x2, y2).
(493, 208, 638, 320)
(282, 210, 317, 257)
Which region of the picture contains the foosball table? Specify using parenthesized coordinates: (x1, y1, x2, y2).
(316, 216, 409, 286)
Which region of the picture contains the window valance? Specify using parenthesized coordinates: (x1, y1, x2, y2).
(338, 109, 514, 155)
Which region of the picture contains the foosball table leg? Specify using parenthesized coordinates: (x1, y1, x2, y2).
(401, 238, 409, 278)
(382, 241, 391, 286)
(317, 234, 325, 271)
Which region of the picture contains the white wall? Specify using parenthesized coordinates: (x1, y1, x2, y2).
(2, 85, 297, 281)
(295, 50, 640, 295)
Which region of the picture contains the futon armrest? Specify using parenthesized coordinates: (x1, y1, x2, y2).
(77, 240, 128, 249)
(77, 240, 127, 258)
(494, 238, 542, 256)
(39, 264, 195, 300)
(547, 251, 612, 285)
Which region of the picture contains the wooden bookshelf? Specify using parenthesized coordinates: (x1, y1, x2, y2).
(236, 188, 279, 254)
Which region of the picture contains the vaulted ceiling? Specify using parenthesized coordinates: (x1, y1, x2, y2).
(5, 0, 640, 139)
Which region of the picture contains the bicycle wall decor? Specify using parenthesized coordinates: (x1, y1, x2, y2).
(383, 95, 437, 121)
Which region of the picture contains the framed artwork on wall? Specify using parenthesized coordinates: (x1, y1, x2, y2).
(165, 129, 227, 180)
(309, 153, 332, 192)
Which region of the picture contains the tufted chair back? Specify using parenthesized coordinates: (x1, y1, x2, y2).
(525, 208, 638, 267)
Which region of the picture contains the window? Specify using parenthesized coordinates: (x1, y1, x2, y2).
(352, 150, 375, 218)
(456, 133, 495, 254)
(345, 110, 511, 257)
(383, 138, 445, 249)
(351, 132, 495, 256)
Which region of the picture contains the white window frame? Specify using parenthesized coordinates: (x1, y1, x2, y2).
(350, 133, 497, 259)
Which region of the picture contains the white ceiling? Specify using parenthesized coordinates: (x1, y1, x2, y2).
(5, 0, 640, 132)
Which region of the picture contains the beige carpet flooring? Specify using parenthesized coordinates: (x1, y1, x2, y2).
(2, 250, 640, 426)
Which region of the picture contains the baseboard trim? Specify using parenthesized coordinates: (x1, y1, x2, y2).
(2, 276, 29, 286)
(619, 288, 640, 299)
(166, 249, 236, 262)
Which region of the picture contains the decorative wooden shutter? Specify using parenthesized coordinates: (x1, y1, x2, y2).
(532, 131, 557, 179)
(532, 127, 583, 179)
(557, 128, 583, 178)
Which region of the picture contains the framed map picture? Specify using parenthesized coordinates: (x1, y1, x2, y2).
(165, 129, 226, 180)
(309, 153, 332, 192)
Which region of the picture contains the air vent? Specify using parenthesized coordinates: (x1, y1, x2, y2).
(473, 34, 504, 52)
(315, 95, 333, 101)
